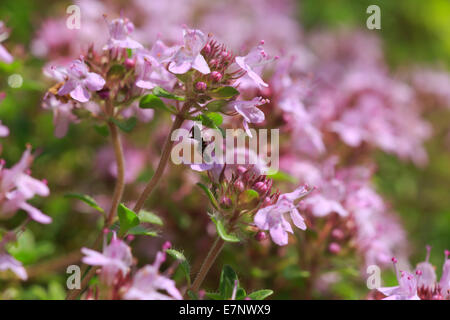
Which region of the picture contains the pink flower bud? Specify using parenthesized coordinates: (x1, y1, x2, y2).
(255, 231, 267, 241)
(195, 81, 207, 91)
(234, 180, 245, 192)
(203, 44, 211, 55)
(163, 241, 172, 250)
(331, 229, 344, 240)
(329, 243, 341, 254)
(211, 71, 222, 82)
(262, 196, 272, 207)
(220, 196, 232, 208)
(97, 88, 110, 100)
(254, 181, 268, 194)
(124, 58, 135, 69)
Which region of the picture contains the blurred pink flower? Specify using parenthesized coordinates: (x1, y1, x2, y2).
(82, 232, 133, 285)
(415, 246, 437, 290)
(0, 21, 13, 64)
(124, 246, 182, 300)
(232, 41, 271, 88)
(42, 93, 78, 138)
(378, 258, 420, 300)
(0, 253, 27, 280)
(0, 146, 51, 224)
(439, 250, 450, 299)
(0, 121, 9, 137)
(229, 97, 269, 136)
(254, 185, 309, 246)
(104, 18, 143, 50)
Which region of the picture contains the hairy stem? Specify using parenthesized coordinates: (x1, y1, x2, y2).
(133, 114, 185, 213)
(190, 237, 225, 294)
(66, 121, 125, 300)
(106, 121, 126, 226)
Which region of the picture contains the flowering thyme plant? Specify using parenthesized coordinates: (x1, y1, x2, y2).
(0, 0, 449, 301)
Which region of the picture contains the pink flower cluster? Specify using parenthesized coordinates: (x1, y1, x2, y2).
(377, 249, 450, 300)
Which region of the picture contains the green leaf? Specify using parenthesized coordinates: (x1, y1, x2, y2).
(138, 210, 163, 226)
(205, 100, 227, 112)
(211, 216, 240, 243)
(186, 290, 198, 300)
(204, 292, 223, 300)
(209, 86, 239, 99)
(64, 193, 104, 213)
(117, 203, 140, 237)
(267, 169, 298, 183)
(166, 249, 191, 285)
(128, 225, 158, 237)
(247, 289, 273, 300)
(107, 64, 126, 79)
(219, 265, 239, 298)
(196, 183, 220, 210)
(93, 124, 109, 137)
(153, 86, 185, 101)
(126, 48, 133, 58)
(244, 189, 259, 201)
(110, 117, 137, 133)
(139, 94, 176, 113)
(205, 112, 223, 126)
(196, 114, 222, 130)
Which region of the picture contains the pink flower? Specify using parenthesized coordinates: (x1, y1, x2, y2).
(228, 97, 269, 137)
(124, 248, 182, 300)
(168, 28, 210, 74)
(81, 232, 133, 285)
(57, 59, 105, 103)
(104, 18, 143, 50)
(0, 21, 13, 64)
(415, 246, 437, 290)
(378, 258, 420, 300)
(440, 250, 450, 299)
(42, 93, 77, 138)
(134, 47, 174, 90)
(254, 185, 309, 246)
(233, 41, 271, 88)
(0, 253, 27, 280)
(0, 120, 9, 137)
(0, 146, 51, 224)
(301, 158, 348, 218)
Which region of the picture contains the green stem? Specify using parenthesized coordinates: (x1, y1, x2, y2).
(66, 121, 125, 300)
(190, 237, 225, 294)
(132, 114, 185, 213)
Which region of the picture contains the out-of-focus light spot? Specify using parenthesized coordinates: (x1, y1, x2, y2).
(8, 74, 23, 88)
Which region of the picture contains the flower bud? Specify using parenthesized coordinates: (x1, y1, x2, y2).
(211, 71, 222, 82)
(97, 88, 110, 100)
(328, 242, 341, 254)
(255, 231, 267, 242)
(163, 241, 172, 250)
(234, 180, 245, 192)
(203, 44, 211, 55)
(195, 81, 207, 92)
(331, 229, 344, 240)
(124, 58, 135, 69)
(220, 196, 232, 208)
(253, 181, 268, 195)
(236, 166, 247, 175)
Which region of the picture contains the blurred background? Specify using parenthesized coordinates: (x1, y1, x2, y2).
(0, 0, 449, 299)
